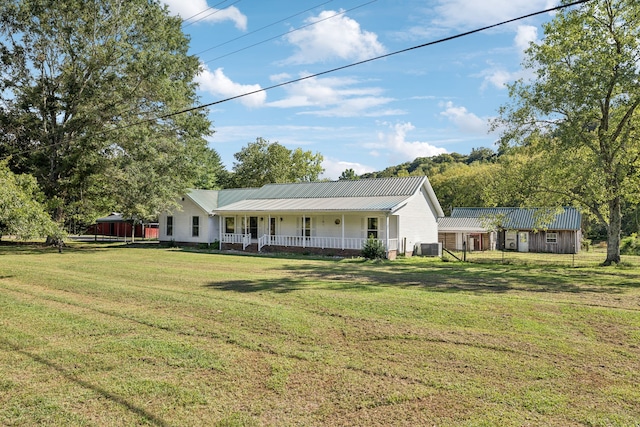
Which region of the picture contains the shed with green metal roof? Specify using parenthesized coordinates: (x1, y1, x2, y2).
(438, 207, 582, 254)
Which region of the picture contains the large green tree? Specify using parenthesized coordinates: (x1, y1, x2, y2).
(230, 138, 324, 188)
(495, 0, 640, 265)
(429, 162, 498, 215)
(0, 160, 62, 240)
(0, 0, 212, 236)
(191, 146, 227, 190)
(338, 168, 358, 180)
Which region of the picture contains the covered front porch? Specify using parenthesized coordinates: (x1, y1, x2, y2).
(218, 212, 403, 258)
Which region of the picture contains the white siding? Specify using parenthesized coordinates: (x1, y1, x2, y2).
(159, 197, 215, 244)
(245, 214, 392, 240)
(395, 186, 439, 253)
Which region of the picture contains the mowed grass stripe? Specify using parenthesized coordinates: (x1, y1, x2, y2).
(1, 243, 639, 426)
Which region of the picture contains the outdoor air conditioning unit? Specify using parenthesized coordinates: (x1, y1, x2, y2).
(416, 242, 442, 257)
(505, 231, 517, 250)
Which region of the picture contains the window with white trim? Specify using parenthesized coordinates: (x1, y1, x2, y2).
(367, 217, 379, 239)
(192, 216, 200, 237)
(301, 217, 311, 237)
(546, 232, 558, 243)
(225, 217, 235, 233)
(166, 216, 173, 236)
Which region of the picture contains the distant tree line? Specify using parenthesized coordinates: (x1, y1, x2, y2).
(339, 145, 640, 246)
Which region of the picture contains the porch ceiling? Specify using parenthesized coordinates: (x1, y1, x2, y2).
(213, 195, 410, 214)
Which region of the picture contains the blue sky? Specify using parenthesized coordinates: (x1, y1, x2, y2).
(161, 0, 558, 179)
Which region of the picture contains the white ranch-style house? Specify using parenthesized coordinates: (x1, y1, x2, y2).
(159, 176, 444, 259)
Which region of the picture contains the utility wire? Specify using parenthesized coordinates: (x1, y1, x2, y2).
(193, 0, 334, 57)
(201, 0, 376, 65)
(182, 0, 242, 28)
(181, 0, 233, 25)
(124, 0, 593, 129)
(1, 0, 594, 159)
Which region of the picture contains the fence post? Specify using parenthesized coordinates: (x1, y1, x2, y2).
(463, 240, 467, 262)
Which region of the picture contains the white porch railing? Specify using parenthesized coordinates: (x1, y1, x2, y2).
(222, 233, 252, 250)
(256, 235, 399, 252)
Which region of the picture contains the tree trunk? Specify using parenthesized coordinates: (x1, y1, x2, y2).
(604, 196, 622, 265)
(45, 235, 64, 247)
(46, 205, 65, 247)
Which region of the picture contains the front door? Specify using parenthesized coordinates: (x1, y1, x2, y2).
(518, 232, 529, 252)
(249, 217, 258, 239)
(270, 217, 276, 236)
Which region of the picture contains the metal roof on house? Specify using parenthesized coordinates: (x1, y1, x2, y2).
(186, 188, 260, 214)
(218, 188, 261, 206)
(214, 195, 412, 213)
(449, 207, 582, 230)
(186, 177, 443, 216)
(253, 176, 427, 199)
(186, 189, 219, 213)
(212, 176, 443, 216)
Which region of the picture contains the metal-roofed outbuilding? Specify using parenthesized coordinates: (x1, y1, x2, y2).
(439, 207, 582, 254)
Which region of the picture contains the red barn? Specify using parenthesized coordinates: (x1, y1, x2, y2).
(88, 213, 159, 239)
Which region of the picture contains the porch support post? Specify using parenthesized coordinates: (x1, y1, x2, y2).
(219, 215, 222, 249)
(341, 214, 345, 250)
(302, 215, 306, 248)
(268, 215, 271, 245)
(386, 214, 390, 255)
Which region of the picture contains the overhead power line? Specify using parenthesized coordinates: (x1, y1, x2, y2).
(201, 0, 377, 65)
(123, 0, 593, 129)
(183, 0, 243, 29)
(181, 0, 234, 25)
(1, 0, 594, 160)
(193, 0, 335, 57)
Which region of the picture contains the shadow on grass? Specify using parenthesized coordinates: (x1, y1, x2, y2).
(0, 338, 169, 427)
(0, 240, 161, 256)
(204, 258, 640, 295)
(205, 278, 303, 293)
(0, 242, 55, 256)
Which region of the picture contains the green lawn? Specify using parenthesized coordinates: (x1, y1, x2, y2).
(1, 242, 639, 426)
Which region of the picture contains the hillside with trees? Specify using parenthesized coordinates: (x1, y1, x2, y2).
(352, 148, 501, 216)
(344, 142, 640, 249)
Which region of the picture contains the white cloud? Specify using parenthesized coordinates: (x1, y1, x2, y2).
(480, 67, 515, 90)
(481, 66, 536, 90)
(283, 10, 386, 64)
(195, 65, 266, 108)
(321, 158, 375, 180)
(515, 25, 539, 53)
(439, 102, 491, 134)
(433, 0, 556, 30)
(270, 73, 292, 83)
(377, 122, 447, 162)
(162, 0, 247, 30)
(268, 74, 403, 118)
(478, 26, 540, 90)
